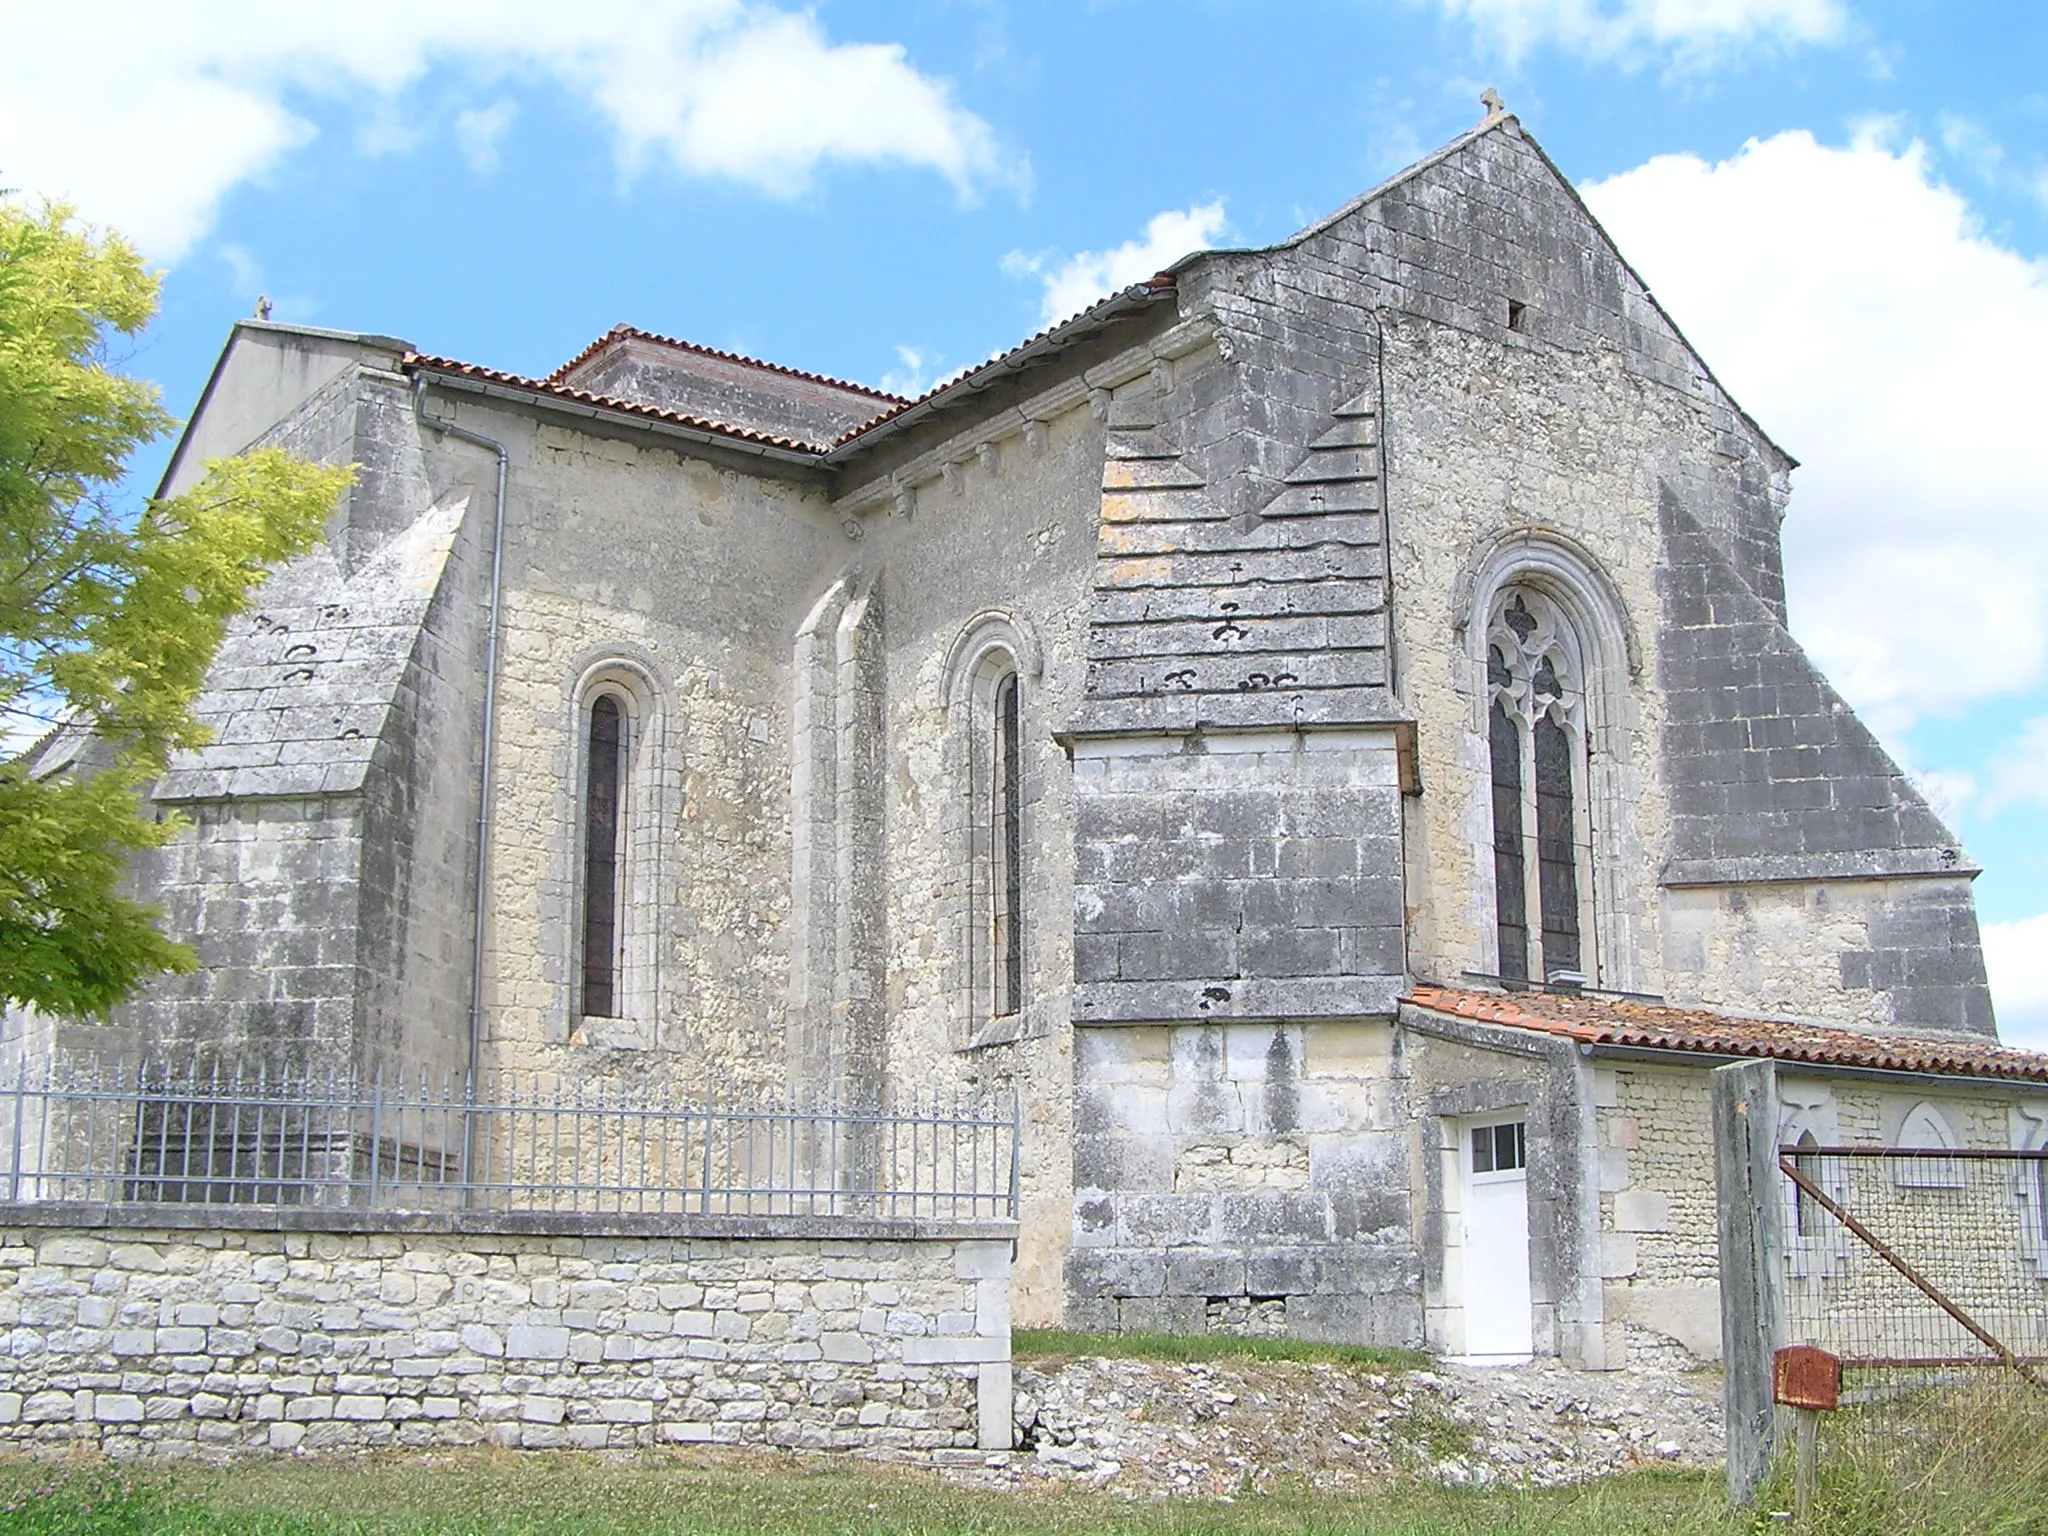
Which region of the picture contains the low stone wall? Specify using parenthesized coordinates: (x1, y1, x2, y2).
(0, 1205, 1014, 1461)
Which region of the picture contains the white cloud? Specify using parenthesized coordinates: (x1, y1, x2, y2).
(1981, 717, 2048, 817)
(1431, 0, 1846, 66)
(1013, 201, 1230, 327)
(1583, 128, 2048, 735)
(0, 2, 1012, 261)
(1911, 768, 1978, 830)
(880, 345, 942, 399)
(455, 99, 519, 175)
(1984, 914, 2048, 1052)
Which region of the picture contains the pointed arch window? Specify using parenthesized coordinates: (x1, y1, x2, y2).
(1486, 589, 1595, 986)
(969, 663, 1025, 1028)
(580, 690, 628, 1019)
(941, 610, 1041, 1048)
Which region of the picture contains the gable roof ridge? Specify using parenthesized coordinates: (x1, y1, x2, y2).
(1267, 115, 1797, 470)
(1273, 112, 1520, 252)
(547, 323, 906, 405)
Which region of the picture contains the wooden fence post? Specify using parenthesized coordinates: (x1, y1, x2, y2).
(1713, 1058, 1785, 1506)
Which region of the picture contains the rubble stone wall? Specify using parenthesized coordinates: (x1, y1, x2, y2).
(0, 1209, 1013, 1461)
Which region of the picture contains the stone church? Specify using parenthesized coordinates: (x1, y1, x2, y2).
(25, 109, 2047, 1370)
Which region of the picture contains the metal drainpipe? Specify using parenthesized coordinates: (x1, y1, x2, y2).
(412, 374, 508, 1202)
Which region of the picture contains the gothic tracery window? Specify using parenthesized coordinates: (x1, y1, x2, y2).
(1486, 588, 1595, 986)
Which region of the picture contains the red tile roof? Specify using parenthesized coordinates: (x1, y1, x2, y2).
(1406, 985, 2048, 1085)
(547, 324, 906, 404)
(404, 353, 833, 455)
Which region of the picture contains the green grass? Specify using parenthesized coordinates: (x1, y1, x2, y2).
(0, 1455, 1737, 1536)
(1754, 1378, 2048, 1536)
(2, 1378, 2041, 1535)
(1012, 1328, 1432, 1371)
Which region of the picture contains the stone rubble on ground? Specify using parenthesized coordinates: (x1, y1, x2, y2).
(942, 1354, 1724, 1497)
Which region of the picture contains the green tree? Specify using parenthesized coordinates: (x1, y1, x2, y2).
(0, 200, 352, 1016)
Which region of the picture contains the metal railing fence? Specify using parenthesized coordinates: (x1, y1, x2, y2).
(0, 1055, 1018, 1220)
(1779, 1146, 2048, 1380)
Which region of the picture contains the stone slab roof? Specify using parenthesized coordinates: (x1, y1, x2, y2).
(153, 490, 468, 803)
(1406, 984, 2048, 1086)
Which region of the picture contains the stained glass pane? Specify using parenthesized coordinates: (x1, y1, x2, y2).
(1534, 713, 1580, 978)
(1489, 695, 1528, 983)
(581, 695, 622, 1018)
(992, 673, 1023, 1018)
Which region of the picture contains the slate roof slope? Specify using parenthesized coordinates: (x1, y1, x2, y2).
(153, 490, 469, 803)
(1406, 985, 2048, 1085)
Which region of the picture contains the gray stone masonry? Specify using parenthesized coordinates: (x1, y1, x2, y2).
(0, 1211, 1013, 1461)
(1067, 1021, 1422, 1347)
(1655, 490, 1994, 1034)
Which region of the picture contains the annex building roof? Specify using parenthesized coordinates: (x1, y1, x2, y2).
(1406, 985, 2048, 1086)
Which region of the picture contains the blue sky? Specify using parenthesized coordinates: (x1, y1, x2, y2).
(3, 0, 2043, 1040)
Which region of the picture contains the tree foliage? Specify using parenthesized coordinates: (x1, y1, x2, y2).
(0, 201, 352, 1016)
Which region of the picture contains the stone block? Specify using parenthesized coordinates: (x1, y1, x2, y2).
(38, 1238, 109, 1268)
(269, 1422, 306, 1451)
(1066, 1249, 1165, 1299)
(335, 1396, 385, 1421)
(522, 1396, 567, 1425)
(1218, 1192, 1331, 1244)
(953, 1242, 1009, 1281)
(1117, 1296, 1205, 1334)
(901, 1336, 1006, 1365)
(821, 1332, 873, 1363)
(1115, 1194, 1215, 1248)
(1245, 1247, 1322, 1295)
(1614, 1190, 1672, 1233)
(1598, 1148, 1631, 1193)
(662, 1422, 717, 1443)
(1165, 1249, 1245, 1298)
(94, 1393, 145, 1423)
(599, 1398, 655, 1424)
(505, 1324, 570, 1359)
(156, 1327, 207, 1353)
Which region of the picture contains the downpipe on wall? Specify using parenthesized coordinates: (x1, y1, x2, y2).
(412, 374, 507, 1204)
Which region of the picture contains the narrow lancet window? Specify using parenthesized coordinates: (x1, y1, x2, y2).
(1488, 665, 1528, 984)
(989, 671, 1023, 1019)
(1486, 589, 1593, 986)
(581, 693, 624, 1018)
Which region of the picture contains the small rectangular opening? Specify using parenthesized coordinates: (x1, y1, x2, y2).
(1506, 299, 1527, 332)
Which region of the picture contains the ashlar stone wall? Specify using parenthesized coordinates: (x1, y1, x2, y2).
(0, 1211, 1013, 1461)
(1068, 1019, 1421, 1345)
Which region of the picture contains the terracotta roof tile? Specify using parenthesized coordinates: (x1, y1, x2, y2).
(403, 353, 833, 455)
(1405, 985, 2048, 1085)
(547, 324, 906, 405)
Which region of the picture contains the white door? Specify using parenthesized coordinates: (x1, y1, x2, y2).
(1460, 1119, 1533, 1361)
